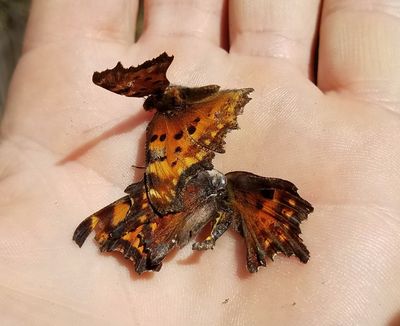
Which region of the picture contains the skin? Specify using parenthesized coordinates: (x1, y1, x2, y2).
(1, 0, 399, 325)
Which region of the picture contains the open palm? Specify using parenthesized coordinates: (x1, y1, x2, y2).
(1, 1, 399, 325)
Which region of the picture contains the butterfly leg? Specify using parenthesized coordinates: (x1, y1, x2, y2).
(192, 210, 232, 250)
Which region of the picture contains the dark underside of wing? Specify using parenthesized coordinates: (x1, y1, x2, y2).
(92, 52, 173, 97)
(226, 171, 314, 272)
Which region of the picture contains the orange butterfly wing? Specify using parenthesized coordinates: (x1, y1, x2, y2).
(72, 195, 133, 248)
(225, 171, 314, 272)
(73, 181, 157, 273)
(145, 87, 253, 214)
(73, 171, 226, 274)
(92, 52, 173, 97)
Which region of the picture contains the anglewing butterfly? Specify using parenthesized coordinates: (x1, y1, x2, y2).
(92, 53, 253, 214)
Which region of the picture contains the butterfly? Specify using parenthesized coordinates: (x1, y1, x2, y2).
(73, 170, 313, 274)
(73, 170, 227, 274)
(194, 171, 314, 273)
(92, 53, 253, 215)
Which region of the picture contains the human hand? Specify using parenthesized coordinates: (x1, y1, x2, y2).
(1, 1, 399, 325)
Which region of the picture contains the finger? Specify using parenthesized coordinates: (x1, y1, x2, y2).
(229, 0, 321, 79)
(140, 0, 227, 48)
(318, 1, 400, 111)
(24, 0, 139, 51)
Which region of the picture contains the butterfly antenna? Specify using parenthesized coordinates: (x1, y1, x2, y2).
(132, 164, 146, 169)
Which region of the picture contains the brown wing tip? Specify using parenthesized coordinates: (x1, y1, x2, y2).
(92, 71, 102, 85)
(298, 250, 310, 263)
(132, 52, 174, 71)
(246, 239, 310, 273)
(99, 237, 164, 274)
(92, 52, 174, 88)
(73, 217, 95, 247)
(233, 88, 254, 116)
(241, 87, 254, 100)
(243, 87, 254, 94)
(158, 52, 174, 63)
(92, 61, 125, 87)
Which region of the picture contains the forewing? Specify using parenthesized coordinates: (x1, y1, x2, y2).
(92, 52, 173, 97)
(145, 111, 214, 214)
(182, 88, 254, 153)
(226, 171, 314, 273)
(145, 88, 253, 214)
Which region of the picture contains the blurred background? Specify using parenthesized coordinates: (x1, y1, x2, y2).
(0, 1, 145, 118)
(0, 0, 30, 118)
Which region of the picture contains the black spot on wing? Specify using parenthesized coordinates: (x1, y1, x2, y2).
(174, 131, 183, 140)
(261, 188, 274, 200)
(187, 126, 196, 135)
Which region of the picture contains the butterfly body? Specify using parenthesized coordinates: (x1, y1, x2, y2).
(143, 85, 221, 114)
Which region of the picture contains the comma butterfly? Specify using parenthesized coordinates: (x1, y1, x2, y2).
(73, 53, 314, 274)
(194, 171, 313, 272)
(73, 170, 227, 274)
(92, 53, 253, 215)
(73, 170, 313, 273)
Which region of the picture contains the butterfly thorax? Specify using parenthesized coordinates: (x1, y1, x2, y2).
(143, 85, 221, 115)
(143, 86, 186, 115)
